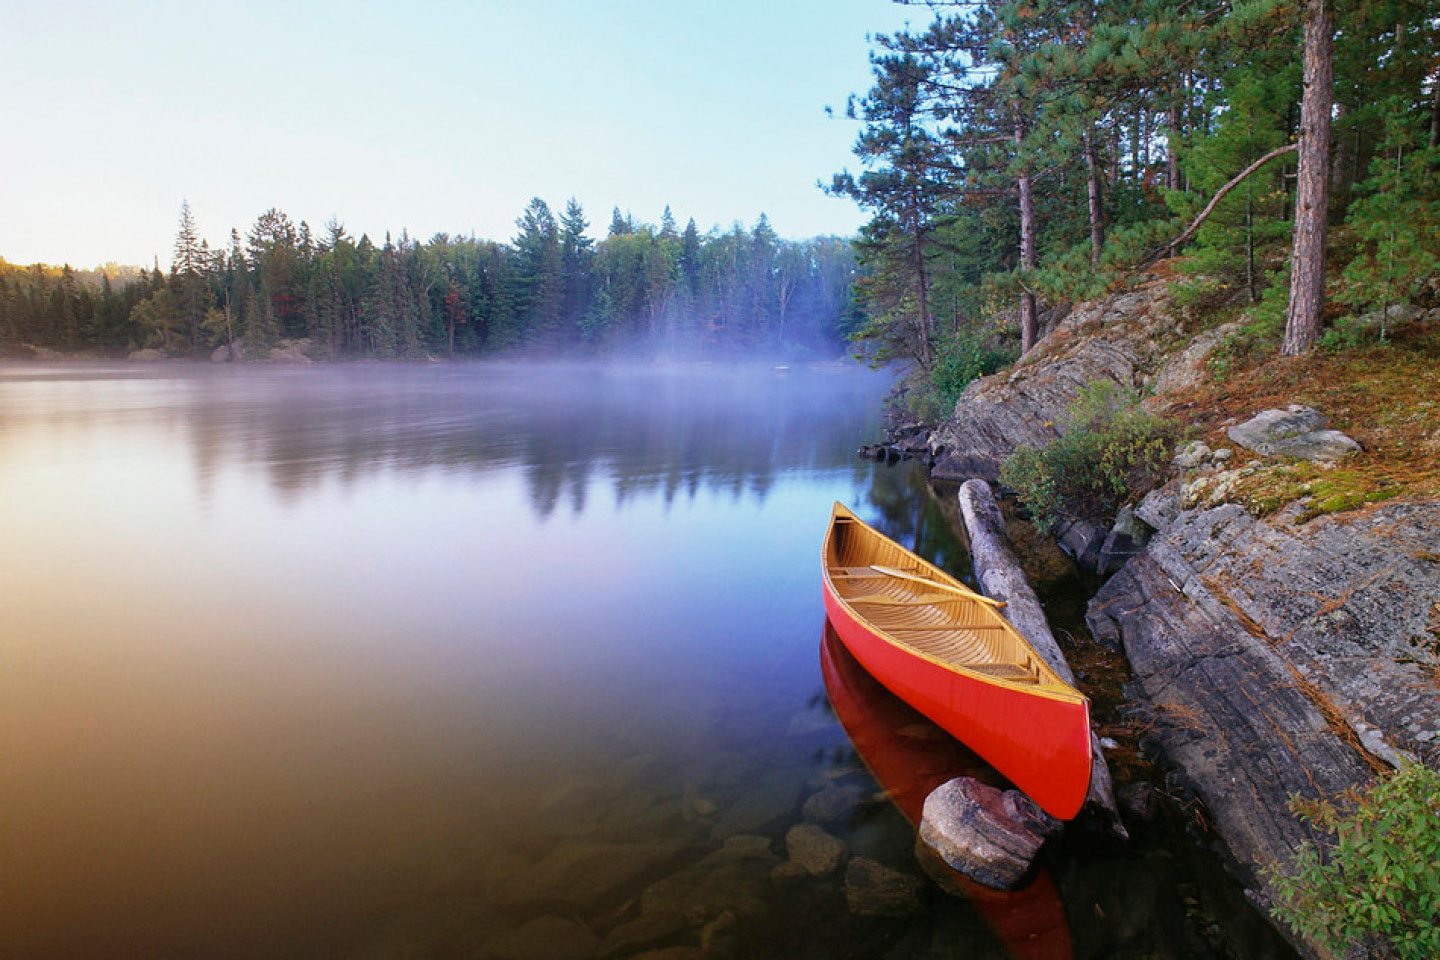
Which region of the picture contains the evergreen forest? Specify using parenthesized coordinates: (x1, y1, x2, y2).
(830, 0, 1438, 400)
(0, 202, 859, 360)
(4, 0, 1436, 372)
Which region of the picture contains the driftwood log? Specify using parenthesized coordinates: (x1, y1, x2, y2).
(957, 479, 1126, 837)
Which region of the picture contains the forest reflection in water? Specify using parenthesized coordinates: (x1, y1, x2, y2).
(0, 362, 1294, 960)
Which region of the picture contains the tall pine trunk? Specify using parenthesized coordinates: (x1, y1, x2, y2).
(1430, 78, 1440, 150)
(1085, 129, 1105, 266)
(909, 187, 932, 368)
(1282, 0, 1334, 356)
(1016, 121, 1037, 354)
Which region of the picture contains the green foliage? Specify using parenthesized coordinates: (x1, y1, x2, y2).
(2, 205, 860, 360)
(999, 381, 1177, 532)
(906, 326, 1017, 422)
(1268, 763, 1440, 960)
(1338, 98, 1440, 331)
(1177, 66, 1298, 301)
(1206, 273, 1289, 379)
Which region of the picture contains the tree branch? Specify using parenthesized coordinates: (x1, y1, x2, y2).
(1137, 142, 1298, 268)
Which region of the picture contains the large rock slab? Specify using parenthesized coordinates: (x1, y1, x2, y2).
(1225, 406, 1361, 462)
(930, 279, 1174, 482)
(1088, 497, 1440, 957)
(917, 777, 1059, 889)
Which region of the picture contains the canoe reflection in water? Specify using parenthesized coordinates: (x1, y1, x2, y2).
(821, 624, 1074, 960)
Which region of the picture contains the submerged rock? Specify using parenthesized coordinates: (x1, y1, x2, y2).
(784, 823, 846, 876)
(493, 839, 689, 913)
(709, 769, 803, 840)
(801, 782, 872, 824)
(597, 910, 688, 959)
(843, 857, 925, 916)
(483, 915, 599, 960)
(639, 835, 781, 922)
(917, 777, 1059, 890)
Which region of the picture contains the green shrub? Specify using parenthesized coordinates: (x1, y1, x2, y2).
(906, 328, 1017, 423)
(1267, 763, 1440, 960)
(1206, 275, 1288, 379)
(999, 381, 1177, 533)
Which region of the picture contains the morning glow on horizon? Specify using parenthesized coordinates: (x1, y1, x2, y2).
(0, 1, 919, 269)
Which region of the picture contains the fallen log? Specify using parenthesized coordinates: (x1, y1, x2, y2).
(957, 478, 1127, 837)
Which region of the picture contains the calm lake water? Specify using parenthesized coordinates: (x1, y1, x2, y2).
(0, 362, 1295, 960)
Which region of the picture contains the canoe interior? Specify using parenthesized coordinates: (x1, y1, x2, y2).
(824, 505, 1075, 696)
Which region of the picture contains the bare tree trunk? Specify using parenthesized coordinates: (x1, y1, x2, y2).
(1085, 129, 1106, 266)
(1330, 99, 1353, 207)
(907, 183, 933, 368)
(1246, 195, 1257, 302)
(1430, 77, 1440, 150)
(1167, 99, 1184, 257)
(1283, 0, 1335, 357)
(913, 238, 932, 369)
(1109, 123, 1121, 189)
(1167, 102, 1183, 193)
(1016, 122, 1037, 354)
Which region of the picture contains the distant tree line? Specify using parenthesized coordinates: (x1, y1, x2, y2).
(0, 200, 861, 360)
(832, 0, 1438, 371)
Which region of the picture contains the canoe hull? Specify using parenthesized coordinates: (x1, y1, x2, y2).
(823, 565, 1092, 821)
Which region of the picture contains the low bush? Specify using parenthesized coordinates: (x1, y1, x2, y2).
(999, 381, 1177, 533)
(905, 328, 1017, 423)
(1267, 763, 1440, 960)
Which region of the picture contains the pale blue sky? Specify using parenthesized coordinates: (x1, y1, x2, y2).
(1, 1, 920, 268)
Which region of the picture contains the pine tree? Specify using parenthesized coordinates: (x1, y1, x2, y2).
(559, 198, 594, 340)
(172, 200, 207, 354)
(513, 198, 564, 346)
(829, 50, 950, 366)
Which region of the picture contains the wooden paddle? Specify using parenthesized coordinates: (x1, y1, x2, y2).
(870, 564, 1007, 608)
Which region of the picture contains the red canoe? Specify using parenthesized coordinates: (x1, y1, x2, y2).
(821, 502, 1091, 820)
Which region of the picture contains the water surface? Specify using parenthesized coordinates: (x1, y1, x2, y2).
(0, 362, 1293, 959)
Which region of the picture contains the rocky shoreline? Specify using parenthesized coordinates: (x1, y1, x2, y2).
(892, 278, 1440, 960)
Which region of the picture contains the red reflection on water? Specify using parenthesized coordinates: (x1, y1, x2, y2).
(821, 623, 1074, 960)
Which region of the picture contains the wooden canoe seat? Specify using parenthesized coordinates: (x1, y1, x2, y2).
(961, 663, 1040, 682)
(846, 593, 962, 606)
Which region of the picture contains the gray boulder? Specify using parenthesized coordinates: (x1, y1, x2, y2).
(1226, 406, 1361, 462)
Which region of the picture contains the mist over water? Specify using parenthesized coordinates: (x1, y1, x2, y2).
(0, 361, 1294, 960)
(1, 361, 895, 958)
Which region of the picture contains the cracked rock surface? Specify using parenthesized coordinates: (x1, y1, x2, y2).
(1088, 494, 1440, 957)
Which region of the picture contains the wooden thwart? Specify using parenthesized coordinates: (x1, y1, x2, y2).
(869, 564, 1007, 608)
